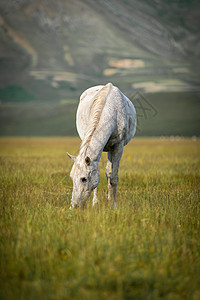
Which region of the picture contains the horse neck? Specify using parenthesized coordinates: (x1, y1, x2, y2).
(79, 120, 113, 162)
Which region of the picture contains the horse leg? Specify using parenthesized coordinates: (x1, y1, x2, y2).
(106, 153, 112, 202)
(92, 187, 99, 206)
(106, 144, 124, 207)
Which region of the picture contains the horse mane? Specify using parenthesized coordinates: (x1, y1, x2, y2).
(80, 82, 112, 155)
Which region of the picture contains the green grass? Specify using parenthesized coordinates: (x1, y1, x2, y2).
(140, 92, 200, 137)
(0, 86, 35, 103)
(0, 102, 78, 136)
(0, 138, 200, 300)
(0, 92, 200, 137)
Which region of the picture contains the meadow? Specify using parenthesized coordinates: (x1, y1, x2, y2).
(0, 137, 199, 300)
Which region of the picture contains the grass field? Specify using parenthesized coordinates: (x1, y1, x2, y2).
(0, 137, 200, 300)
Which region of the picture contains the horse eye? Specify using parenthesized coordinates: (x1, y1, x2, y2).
(81, 177, 87, 183)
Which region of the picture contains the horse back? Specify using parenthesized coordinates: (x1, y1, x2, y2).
(76, 83, 136, 145)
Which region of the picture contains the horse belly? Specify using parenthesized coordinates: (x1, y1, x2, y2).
(103, 131, 121, 152)
(124, 98, 137, 145)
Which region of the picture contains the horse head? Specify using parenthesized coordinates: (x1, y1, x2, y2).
(67, 153, 100, 208)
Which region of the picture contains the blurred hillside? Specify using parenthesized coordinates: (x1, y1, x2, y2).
(0, 0, 199, 136)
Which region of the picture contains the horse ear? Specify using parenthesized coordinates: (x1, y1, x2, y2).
(85, 156, 91, 166)
(66, 152, 76, 162)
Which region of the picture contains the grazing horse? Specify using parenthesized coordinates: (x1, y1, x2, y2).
(67, 82, 136, 208)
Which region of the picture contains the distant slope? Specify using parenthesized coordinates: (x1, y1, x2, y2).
(0, 0, 199, 102)
(0, 0, 199, 137)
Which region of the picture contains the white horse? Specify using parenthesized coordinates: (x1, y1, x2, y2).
(67, 82, 136, 208)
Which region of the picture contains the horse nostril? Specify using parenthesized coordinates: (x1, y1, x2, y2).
(81, 177, 87, 183)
